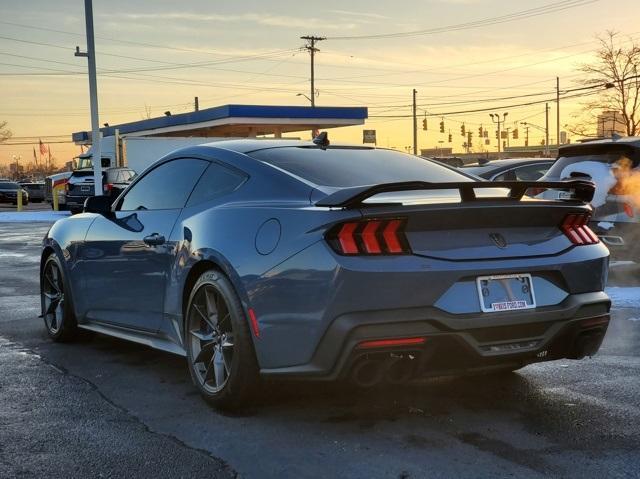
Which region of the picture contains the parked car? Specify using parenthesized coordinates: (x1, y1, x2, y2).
(21, 182, 46, 203)
(0, 180, 28, 205)
(41, 139, 611, 410)
(66, 167, 136, 214)
(425, 156, 465, 167)
(460, 158, 556, 181)
(538, 136, 640, 264)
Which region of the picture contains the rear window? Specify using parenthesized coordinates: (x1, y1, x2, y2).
(0, 181, 19, 188)
(249, 147, 472, 187)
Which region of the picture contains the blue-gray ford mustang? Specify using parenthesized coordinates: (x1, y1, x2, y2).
(40, 139, 611, 409)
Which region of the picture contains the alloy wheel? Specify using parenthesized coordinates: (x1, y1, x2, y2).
(42, 261, 65, 334)
(188, 284, 235, 393)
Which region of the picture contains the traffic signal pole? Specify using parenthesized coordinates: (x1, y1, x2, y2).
(412, 89, 418, 155)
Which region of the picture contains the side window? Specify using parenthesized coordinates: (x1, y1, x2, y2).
(494, 169, 517, 181)
(514, 164, 549, 181)
(119, 159, 208, 211)
(186, 162, 247, 207)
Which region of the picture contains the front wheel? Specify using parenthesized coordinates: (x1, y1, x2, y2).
(41, 254, 77, 341)
(185, 270, 259, 410)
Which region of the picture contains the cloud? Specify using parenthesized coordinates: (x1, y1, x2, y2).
(99, 12, 360, 31)
(328, 10, 388, 20)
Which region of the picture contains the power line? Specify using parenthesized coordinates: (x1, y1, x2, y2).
(326, 0, 599, 40)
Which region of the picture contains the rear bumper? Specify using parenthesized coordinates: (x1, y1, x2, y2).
(66, 195, 89, 209)
(260, 291, 611, 379)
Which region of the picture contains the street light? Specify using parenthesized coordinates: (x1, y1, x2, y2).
(296, 93, 313, 104)
(489, 112, 508, 155)
(12, 155, 21, 180)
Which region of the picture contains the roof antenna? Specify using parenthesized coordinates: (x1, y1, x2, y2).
(312, 131, 330, 149)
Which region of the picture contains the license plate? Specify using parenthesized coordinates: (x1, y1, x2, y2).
(476, 274, 536, 313)
(558, 191, 575, 200)
(81, 186, 90, 192)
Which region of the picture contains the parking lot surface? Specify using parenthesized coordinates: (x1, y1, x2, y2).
(0, 221, 639, 478)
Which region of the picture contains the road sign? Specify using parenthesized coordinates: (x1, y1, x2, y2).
(363, 129, 376, 144)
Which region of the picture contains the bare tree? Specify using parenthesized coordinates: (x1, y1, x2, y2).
(571, 32, 640, 137)
(0, 121, 12, 143)
(141, 103, 153, 120)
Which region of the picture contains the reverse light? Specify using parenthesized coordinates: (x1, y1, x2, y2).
(328, 218, 410, 255)
(357, 337, 426, 350)
(561, 213, 599, 245)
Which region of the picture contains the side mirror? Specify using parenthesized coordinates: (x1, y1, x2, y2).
(84, 195, 113, 215)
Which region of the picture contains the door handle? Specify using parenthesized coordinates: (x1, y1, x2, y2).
(143, 233, 166, 246)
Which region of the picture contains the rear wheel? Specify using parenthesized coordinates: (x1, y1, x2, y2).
(185, 270, 259, 410)
(41, 254, 77, 341)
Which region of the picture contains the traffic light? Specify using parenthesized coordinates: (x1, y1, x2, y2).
(495, 130, 499, 139)
(448, 132, 452, 143)
(512, 128, 519, 139)
(439, 120, 445, 133)
(467, 131, 473, 147)
(460, 123, 466, 136)
(478, 126, 483, 136)
(422, 118, 428, 131)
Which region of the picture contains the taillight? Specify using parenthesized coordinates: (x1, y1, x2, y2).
(623, 202, 634, 218)
(103, 183, 113, 193)
(327, 218, 411, 255)
(561, 213, 599, 245)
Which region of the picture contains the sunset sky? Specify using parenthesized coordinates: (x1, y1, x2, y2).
(1, 0, 639, 166)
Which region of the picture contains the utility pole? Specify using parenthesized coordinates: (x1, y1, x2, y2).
(301, 35, 325, 107)
(545, 102, 550, 157)
(524, 125, 530, 147)
(75, 0, 102, 195)
(556, 77, 561, 146)
(412, 89, 418, 155)
(194, 96, 199, 112)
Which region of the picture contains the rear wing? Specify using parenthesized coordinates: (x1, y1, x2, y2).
(315, 180, 595, 209)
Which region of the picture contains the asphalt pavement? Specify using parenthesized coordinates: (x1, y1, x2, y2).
(0, 221, 639, 479)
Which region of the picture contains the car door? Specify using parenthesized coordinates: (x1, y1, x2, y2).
(80, 158, 209, 332)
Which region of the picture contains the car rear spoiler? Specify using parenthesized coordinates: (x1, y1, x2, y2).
(315, 179, 595, 209)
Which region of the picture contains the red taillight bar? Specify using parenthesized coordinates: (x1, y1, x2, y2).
(328, 218, 410, 255)
(561, 213, 599, 245)
(337, 222, 359, 254)
(357, 337, 426, 350)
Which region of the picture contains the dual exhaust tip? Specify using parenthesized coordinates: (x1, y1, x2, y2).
(350, 355, 416, 387)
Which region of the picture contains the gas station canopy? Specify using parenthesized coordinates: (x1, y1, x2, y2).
(72, 104, 368, 143)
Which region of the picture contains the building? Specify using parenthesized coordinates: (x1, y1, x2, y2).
(73, 104, 368, 143)
(596, 110, 626, 137)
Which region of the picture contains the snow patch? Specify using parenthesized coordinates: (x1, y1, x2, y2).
(0, 211, 70, 223)
(605, 287, 640, 308)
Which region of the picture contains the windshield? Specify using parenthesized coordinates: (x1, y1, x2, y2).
(249, 147, 473, 188)
(77, 157, 111, 169)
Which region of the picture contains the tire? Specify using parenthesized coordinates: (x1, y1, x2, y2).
(41, 254, 78, 341)
(185, 269, 259, 410)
